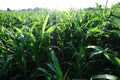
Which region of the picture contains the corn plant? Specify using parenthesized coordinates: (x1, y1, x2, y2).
(0, 1, 120, 79)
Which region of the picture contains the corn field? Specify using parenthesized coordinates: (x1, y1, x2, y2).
(0, 2, 120, 80)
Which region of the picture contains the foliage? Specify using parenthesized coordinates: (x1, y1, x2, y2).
(0, 2, 120, 80)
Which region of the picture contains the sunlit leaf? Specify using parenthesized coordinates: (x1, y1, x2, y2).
(90, 74, 118, 80)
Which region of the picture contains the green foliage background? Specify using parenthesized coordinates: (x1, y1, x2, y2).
(0, 2, 120, 80)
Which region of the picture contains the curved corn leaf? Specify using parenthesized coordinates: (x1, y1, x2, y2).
(46, 26, 56, 34)
(39, 14, 49, 48)
(36, 67, 51, 77)
(87, 45, 120, 67)
(0, 55, 13, 78)
(41, 14, 49, 40)
(88, 28, 105, 34)
(51, 50, 64, 80)
(90, 74, 118, 80)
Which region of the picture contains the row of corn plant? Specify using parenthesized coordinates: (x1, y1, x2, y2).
(0, 1, 120, 80)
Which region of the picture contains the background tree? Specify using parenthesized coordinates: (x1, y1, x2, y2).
(7, 8, 11, 11)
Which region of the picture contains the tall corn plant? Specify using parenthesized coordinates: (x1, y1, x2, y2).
(36, 50, 67, 80)
(87, 46, 120, 79)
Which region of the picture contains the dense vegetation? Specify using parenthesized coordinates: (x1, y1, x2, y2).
(0, 2, 120, 80)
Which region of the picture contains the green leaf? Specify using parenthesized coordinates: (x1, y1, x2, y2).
(112, 30, 120, 37)
(87, 45, 120, 67)
(36, 67, 51, 77)
(92, 16, 101, 21)
(14, 27, 22, 34)
(0, 55, 13, 78)
(90, 74, 118, 80)
(41, 14, 49, 40)
(104, 54, 120, 67)
(46, 26, 56, 34)
(51, 50, 64, 80)
(88, 28, 105, 34)
(46, 63, 56, 73)
(87, 46, 104, 51)
(30, 23, 37, 33)
(39, 14, 49, 48)
(28, 32, 36, 43)
(104, 0, 108, 14)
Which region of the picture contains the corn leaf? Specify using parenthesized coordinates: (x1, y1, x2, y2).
(0, 55, 13, 78)
(51, 50, 64, 80)
(90, 74, 118, 80)
(46, 26, 56, 34)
